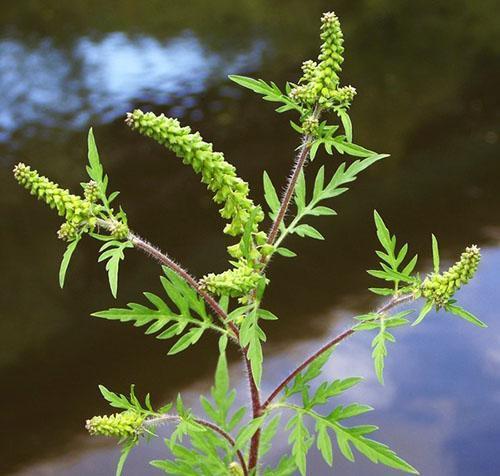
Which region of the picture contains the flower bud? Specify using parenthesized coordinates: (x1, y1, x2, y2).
(201, 260, 264, 298)
(83, 180, 100, 203)
(229, 462, 244, 476)
(421, 245, 480, 307)
(57, 221, 79, 241)
(86, 411, 144, 439)
(109, 221, 129, 240)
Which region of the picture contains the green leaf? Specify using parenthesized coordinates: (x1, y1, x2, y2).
(286, 412, 311, 475)
(338, 109, 353, 142)
(332, 138, 375, 157)
(59, 236, 81, 288)
(412, 301, 433, 326)
(263, 171, 281, 214)
(228, 75, 302, 114)
(98, 240, 133, 298)
(316, 421, 333, 466)
(263, 455, 297, 476)
(235, 416, 265, 450)
(446, 303, 487, 328)
(87, 127, 104, 184)
(276, 247, 297, 258)
(431, 234, 440, 273)
(371, 211, 418, 291)
(260, 415, 281, 459)
(294, 170, 306, 212)
(116, 439, 137, 476)
(308, 206, 336, 216)
(168, 327, 205, 355)
(293, 224, 324, 240)
(239, 309, 266, 386)
(372, 323, 389, 385)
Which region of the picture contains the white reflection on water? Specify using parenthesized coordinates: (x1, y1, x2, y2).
(0, 32, 264, 144)
(13, 247, 500, 476)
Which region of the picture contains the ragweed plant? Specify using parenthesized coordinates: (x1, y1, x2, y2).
(14, 12, 485, 476)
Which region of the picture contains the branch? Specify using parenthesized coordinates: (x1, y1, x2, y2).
(262, 293, 414, 409)
(144, 415, 248, 476)
(127, 229, 239, 338)
(266, 106, 320, 246)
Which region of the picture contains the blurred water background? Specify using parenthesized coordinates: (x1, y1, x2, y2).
(1, 1, 499, 475)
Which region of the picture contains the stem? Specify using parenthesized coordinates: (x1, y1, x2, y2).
(144, 415, 248, 476)
(266, 106, 321, 246)
(244, 352, 262, 471)
(262, 293, 414, 409)
(128, 231, 239, 339)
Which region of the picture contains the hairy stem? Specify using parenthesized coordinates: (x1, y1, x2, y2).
(126, 230, 239, 338)
(244, 353, 262, 471)
(262, 293, 414, 409)
(144, 415, 248, 475)
(266, 106, 320, 246)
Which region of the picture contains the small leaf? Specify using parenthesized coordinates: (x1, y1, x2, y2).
(446, 304, 487, 328)
(431, 234, 440, 273)
(338, 109, 353, 142)
(412, 301, 433, 326)
(293, 224, 324, 240)
(276, 247, 297, 258)
(59, 237, 80, 288)
(263, 171, 281, 213)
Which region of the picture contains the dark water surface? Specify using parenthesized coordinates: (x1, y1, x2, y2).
(1, 1, 499, 475)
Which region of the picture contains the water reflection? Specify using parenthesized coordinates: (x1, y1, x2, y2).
(0, 32, 263, 148)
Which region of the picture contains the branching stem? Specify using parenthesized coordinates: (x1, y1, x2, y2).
(262, 293, 414, 409)
(125, 229, 239, 339)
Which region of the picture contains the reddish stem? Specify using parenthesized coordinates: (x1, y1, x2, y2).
(266, 106, 320, 247)
(262, 294, 414, 409)
(129, 233, 239, 338)
(244, 352, 262, 471)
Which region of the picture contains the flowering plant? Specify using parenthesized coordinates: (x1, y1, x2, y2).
(14, 12, 484, 476)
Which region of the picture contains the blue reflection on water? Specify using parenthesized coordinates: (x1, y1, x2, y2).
(0, 32, 264, 146)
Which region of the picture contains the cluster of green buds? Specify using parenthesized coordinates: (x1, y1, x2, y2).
(420, 245, 481, 308)
(289, 12, 356, 111)
(201, 259, 266, 299)
(125, 110, 263, 237)
(86, 411, 144, 439)
(83, 180, 100, 202)
(13, 163, 129, 242)
(228, 462, 244, 476)
(301, 114, 320, 136)
(108, 220, 129, 240)
(14, 163, 97, 241)
(330, 85, 357, 108)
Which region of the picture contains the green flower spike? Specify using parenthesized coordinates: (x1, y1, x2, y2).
(315, 11, 345, 105)
(14, 163, 93, 224)
(421, 245, 481, 308)
(86, 411, 144, 439)
(125, 110, 263, 237)
(290, 11, 353, 111)
(201, 260, 265, 298)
